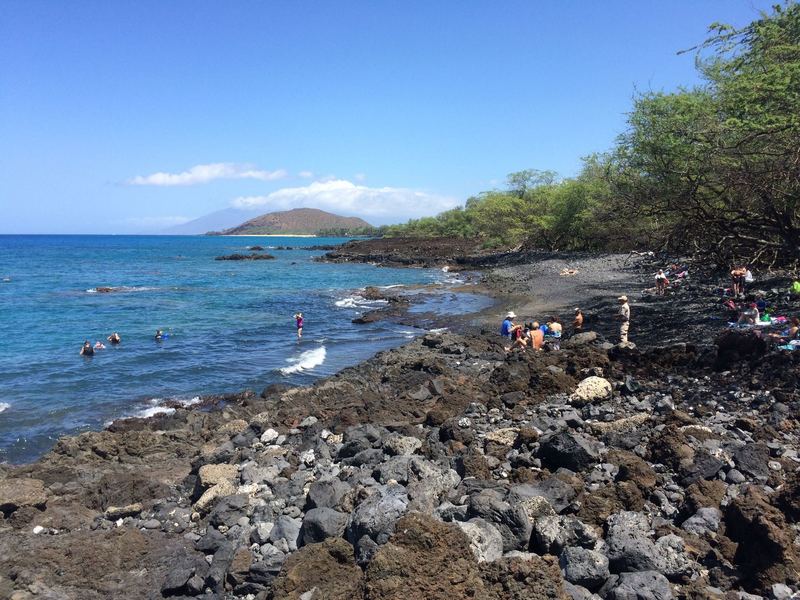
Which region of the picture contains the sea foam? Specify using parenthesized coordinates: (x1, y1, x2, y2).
(280, 346, 327, 375)
(0, 402, 10, 414)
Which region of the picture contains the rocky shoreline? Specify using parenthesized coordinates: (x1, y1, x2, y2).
(1, 241, 799, 600)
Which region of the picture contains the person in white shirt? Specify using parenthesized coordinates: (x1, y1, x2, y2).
(617, 295, 631, 343)
(655, 269, 668, 295)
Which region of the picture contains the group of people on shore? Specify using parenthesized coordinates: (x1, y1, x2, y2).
(501, 295, 632, 350)
(500, 311, 567, 352)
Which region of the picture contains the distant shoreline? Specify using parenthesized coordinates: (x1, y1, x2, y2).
(220, 233, 318, 237)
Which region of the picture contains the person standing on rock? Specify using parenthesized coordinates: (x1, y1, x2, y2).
(655, 269, 668, 295)
(573, 308, 584, 334)
(617, 296, 630, 344)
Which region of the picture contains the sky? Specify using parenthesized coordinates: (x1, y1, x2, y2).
(0, 1, 778, 233)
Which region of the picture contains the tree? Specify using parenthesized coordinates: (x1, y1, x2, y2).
(610, 3, 800, 266)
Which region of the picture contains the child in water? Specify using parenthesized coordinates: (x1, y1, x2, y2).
(294, 313, 303, 338)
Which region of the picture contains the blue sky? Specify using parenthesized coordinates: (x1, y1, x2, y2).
(0, 1, 777, 233)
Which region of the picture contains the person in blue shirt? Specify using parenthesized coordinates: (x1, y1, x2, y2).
(500, 312, 517, 338)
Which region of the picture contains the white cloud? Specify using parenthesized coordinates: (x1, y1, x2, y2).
(230, 179, 459, 223)
(126, 163, 287, 186)
(298, 170, 314, 179)
(354, 173, 366, 181)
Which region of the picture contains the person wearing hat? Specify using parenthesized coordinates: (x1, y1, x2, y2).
(573, 308, 584, 334)
(500, 311, 517, 338)
(617, 296, 630, 343)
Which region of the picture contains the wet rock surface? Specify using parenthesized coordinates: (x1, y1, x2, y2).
(2, 251, 800, 598)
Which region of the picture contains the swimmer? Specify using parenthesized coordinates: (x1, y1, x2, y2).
(94, 341, 106, 350)
(80, 340, 94, 356)
(294, 313, 303, 339)
(155, 329, 164, 341)
(107, 332, 121, 345)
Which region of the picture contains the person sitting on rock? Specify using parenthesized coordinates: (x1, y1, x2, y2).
(769, 317, 800, 342)
(737, 303, 759, 325)
(500, 312, 517, 338)
(80, 340, 94, 356)
(509, 322, 527, 351)
(573, 308, 584, 334)
(547, 317, 562, 337)
(528, 321, 544, 350)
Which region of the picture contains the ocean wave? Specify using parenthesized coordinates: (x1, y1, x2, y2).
(0, 402, 9, 414)
(177, 396, 201, 407)
(335, 296, 389, 309)
(105, 395, 200, 427)
(85, 286, 160, 294)
(134, 406, 176, 419)
(429, 327, 449, 334)
(280, 346, 327, 375)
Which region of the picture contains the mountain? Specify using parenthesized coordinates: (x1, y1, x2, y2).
(219, 208, 373, 235)
(162, 208, 266, 235)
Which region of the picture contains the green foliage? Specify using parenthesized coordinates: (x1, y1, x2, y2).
(316, 225, 385, 237)
(384, 4, 800, 265)
(384, 158, 613, 250)
(610, 2, 800, 265)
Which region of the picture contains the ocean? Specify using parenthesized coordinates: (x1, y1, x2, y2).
(0, 235, 485, 464)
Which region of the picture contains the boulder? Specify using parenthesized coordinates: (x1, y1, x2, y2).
(562, 332, 598, 348)
(605, 512, 660, 573)
(271, 537, 364, 599)
(0, 478, 47, 515)
(345, 484, 409, 548)
(384, 435, 422, 456)
(365, 513, 485, 599)
(560, 547, 610, 591)
(570, 376, 612, 406)
(209, 493, 249, 527)
(532, 515, 598, 555)
(608, 571, 672, 600)
(194, 479, 237, 513)
(724, 486, 800, 594)
(484, 428, 519, 447)
(467, 490, 532, 552)
(197, 463, 238, 488)
(305, 478, 352, 511)
(538, 432, 601, 472)
(456, 518, 505, 563)
(270, 515, 303, 553)
(300, 507, 348, 546)
(510, 478, 577, 513)
(680, 507, 722, 537)
(733, 442, 771, 480)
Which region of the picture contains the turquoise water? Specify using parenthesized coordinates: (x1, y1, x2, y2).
(0, 235, 454, 464)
